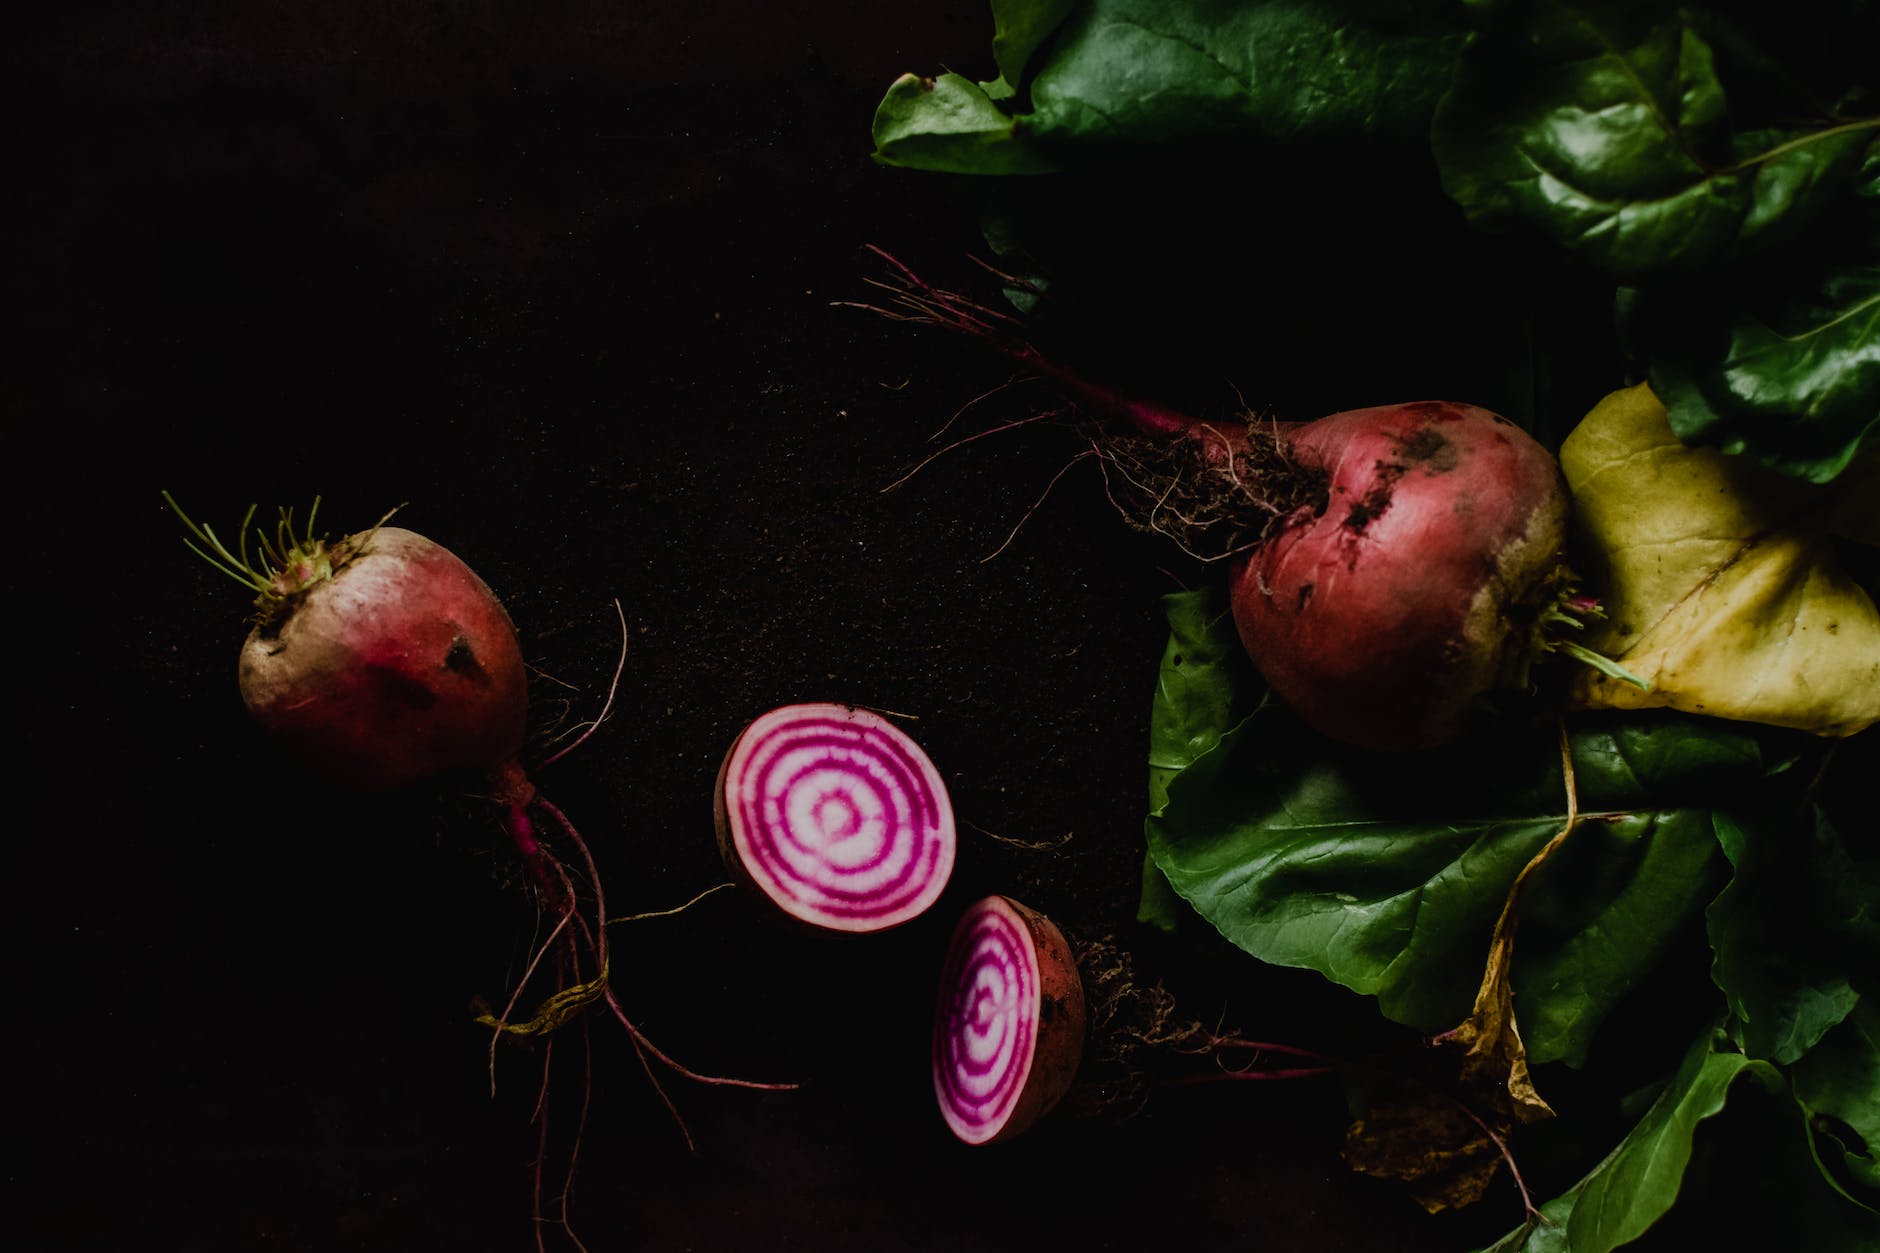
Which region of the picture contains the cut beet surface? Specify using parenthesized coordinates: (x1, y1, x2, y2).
(715, 703, 956, 933)
(933, 895, 1086, 1146)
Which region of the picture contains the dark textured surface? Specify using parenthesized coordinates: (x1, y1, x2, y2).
(12, 5, 1500, 1249)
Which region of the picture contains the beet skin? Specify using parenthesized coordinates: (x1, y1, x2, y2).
(1230, 401, 1569, 751)
(237, 526, 530, 791)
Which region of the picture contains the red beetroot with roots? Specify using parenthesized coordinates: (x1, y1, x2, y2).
(1232, 401, 1571, 750)
(852, 252, 1634, 751)
(166, 495, 791, 1245)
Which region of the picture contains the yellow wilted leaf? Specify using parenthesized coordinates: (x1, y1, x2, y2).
(1559, 382, 1880, 736)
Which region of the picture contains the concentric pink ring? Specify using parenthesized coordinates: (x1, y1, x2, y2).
(720, 704, 955, 932)
(933, 897, 1039, 1144)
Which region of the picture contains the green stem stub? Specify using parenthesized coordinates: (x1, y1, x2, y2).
(1533, 582, 1652, 692)
(1554, 639, 1650, 688)
(161, 492, 385, 625)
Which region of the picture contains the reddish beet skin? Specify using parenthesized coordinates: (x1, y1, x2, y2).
(237, 526, 530, 792)
(1228, 402, 1568, 751)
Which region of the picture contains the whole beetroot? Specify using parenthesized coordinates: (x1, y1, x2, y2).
(167, 495, 793, 1242)
(236, 524, 530, 793)
(1229, 402, 1570, 751)
(854, 255, 1634, 751)
(165, 496, 555, 871)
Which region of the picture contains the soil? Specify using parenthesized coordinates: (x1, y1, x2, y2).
(12, 4, 1520, 1249)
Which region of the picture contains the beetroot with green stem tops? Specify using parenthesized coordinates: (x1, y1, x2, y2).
(165, 495, 556, 861)
(164, 494, 794, 1244)
(233, 521, 532, 795)
(715, 703, 957, 932)
(933, 895, 1086, 1145)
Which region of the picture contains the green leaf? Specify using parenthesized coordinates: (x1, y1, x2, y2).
(1604, 69, 1880, 483)
(1024, 0, 1467, 151)
(1140, 586, 1258, 931)
(1478, 1188, 1578, 1253)
(1623, 1051, 1880, 1246)
(1433, 1, 1879, 277)
(1792, 999, 1880, 1198)
(871, 72, 1061, 174)
(1145, 587, 1255, 815)
(1137, 851, 1187, 932)
(871, 0, 1468, 173)
(1146, 700, 1754, 1060)
(1511, 807, 1724, 1066)
(1478, 1027, 1781, 1253)
(1639, 247, 1880, 484)
(1708, 804, 1879, 1063)
(989, 0, 1078, 92)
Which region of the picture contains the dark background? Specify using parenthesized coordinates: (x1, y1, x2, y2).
(8, 4, 1548, 1249)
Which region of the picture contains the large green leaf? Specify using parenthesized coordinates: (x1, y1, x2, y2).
(1714, 786, 1880, 1061)
(1140, 586, 1259, 930)
(1792, 999, 1880, 1198)
(1434, 0, 1879, 277)
(1145, 587, 1255, 814)
(988, 0, 1078, 92)
(1506, 803, 1725, 1067)
(1146, 668, 1757, 1060)
(872, 72, 1062, 175)
(872, 0, 1468, 173)
(1654, 271, 1880, 484)
(1630, 235, 1880, 483)
(1479, 1027, 1782, 1252)
(1708, 804, 1880, 1064)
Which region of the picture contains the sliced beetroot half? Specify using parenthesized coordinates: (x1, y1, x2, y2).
(933, 895, 1086, 1145)
(715, 703, 956, 933)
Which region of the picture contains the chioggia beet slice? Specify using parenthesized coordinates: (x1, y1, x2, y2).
(933, 895, 1086, 1145)
(714, 703, 956, 932)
